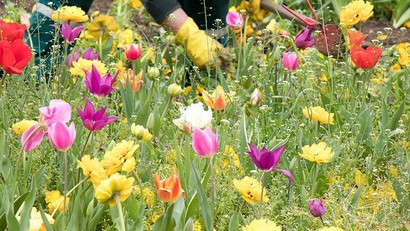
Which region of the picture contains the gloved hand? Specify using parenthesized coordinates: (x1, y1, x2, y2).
(175, 17, 225, 69)
(237, 0, 270, 21)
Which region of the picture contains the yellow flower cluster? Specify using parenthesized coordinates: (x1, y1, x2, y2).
(242, 219, 281, 231)
(51, 6, 89, 23)
(129, 0, 142, 9)
(299, 142, 335, 163)
(303, 106, 334, 125)
(94, 173, 134, 206)
(233, 176, 269, 205)
(78, 155, 108, 187)
(102, 140, 139, 175)
(134, 187, 155, 207)
(12, 119, 37, 136)
(396, 42, 410, 67)
(45, 190, 69, 214)
(69, 58, 108, 77)
(340, 0, 373, 27)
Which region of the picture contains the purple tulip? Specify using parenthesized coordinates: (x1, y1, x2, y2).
(60, 23, 83, 43)
(77, 99, 118, 131)
(295, 27, 315, 49)
(83, 48, 99, 60)
(308, 199, 325, 217)
(226, 11, 244, 29)
(84, 64, 118, 98)
(66, 51, 81, 67)
(282, 52, 299, 71)
(192, 127, 219, 158)
(47, 121, 76, 152)
(246, 143, 293, 184)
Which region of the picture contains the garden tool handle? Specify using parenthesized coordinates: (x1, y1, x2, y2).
(260, 0, 319, 28)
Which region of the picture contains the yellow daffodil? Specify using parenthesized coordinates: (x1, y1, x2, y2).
(340, 0, 373, 27)
(87, 15, 120, 41)
(299, 142, 335, 163)
(45, 190, 69, 213)
(51, 6, 89, 23)
(78, 155, 108, 187)
(233, 176, 269, 205)
(302, 106, 334, 125)
(101, 140, 139, 175)
(94, 173, 134, 206)
(12, 119, 37, 136)
(242, 219, 281, 231)
(69, 58, 107, 77)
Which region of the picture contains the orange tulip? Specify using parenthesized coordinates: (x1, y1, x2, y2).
(200, 85, 227, 111)
(154, 168, 183, 202)
(119, 69, 143, 92)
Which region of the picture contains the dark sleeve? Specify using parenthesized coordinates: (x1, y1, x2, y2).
(140, 0, 181, 23)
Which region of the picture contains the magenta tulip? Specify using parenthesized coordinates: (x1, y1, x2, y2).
(124, 43, 142, 61)
(84, 64, 117, 98)
(192, 127, 218, 158)
(295, 27, 315, 49)
(308, 199, 325, 217)
(39, 99, 72, 127)
(282, 52, 299, 71)
(47, 121, 76, 152)
(77, 99, 118, 131)
(246, 143, 293, 184)
(60, 23, 83, 43)
(83, 48, 99, 60)
(66, 51, 81, 67)
(21, 124, 45, 152)
(226, 11, 244, 29)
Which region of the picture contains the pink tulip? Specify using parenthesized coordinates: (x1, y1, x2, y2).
(226, 11, 244, 29)
(39, 100, 72, 127)
(192, 127, 218, 158)
(47, 122, 76, 152)
(21, 124, 45, 152)
(282, 52, 299, 71)
(124, 43, 142, 61)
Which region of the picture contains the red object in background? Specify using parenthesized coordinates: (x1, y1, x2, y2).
(0, 20, 26, 42)
(348, 31, 382, 69)
(0, 40, 33, 74)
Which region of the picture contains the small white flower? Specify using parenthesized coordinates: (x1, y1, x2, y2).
(173, 102, 212, 133)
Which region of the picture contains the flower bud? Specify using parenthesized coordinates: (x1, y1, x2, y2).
(308, 199, 325, 217)
(147, 66, 160, 80)
(168, 83, 183, 97)
(124, 43, 142, 61)
(250, 88, 261, 106)
(146, 113, 154, 129)
(131, 123, 152, 141)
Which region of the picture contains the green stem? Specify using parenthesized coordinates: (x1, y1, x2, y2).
(115, 194, 126, 231)
(77, 131, 93, 183)
(51, 176, 90, 217)
(132, 170, 145, 203)
(260, 172, 265, 218)
(210, 157, 215, 222)
(310, 162, 318, 198)
(63, 151, 68, 230)
(160, 97, 172, 121)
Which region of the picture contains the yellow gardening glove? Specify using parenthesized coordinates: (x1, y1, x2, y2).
(237, 0, 270, 21)
(175, 17, 224, 69)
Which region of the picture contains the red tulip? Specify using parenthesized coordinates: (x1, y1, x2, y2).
(124, 43, 142, 61)
(0, 20, 26, 42)
(351, 46, 382, 69)
(0, 39, 32, 74)
(348, 31, 382, 69)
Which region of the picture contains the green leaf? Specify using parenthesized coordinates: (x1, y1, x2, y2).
(39, 205, 53, 231)
(19, 173, 38, 230)
(6, 208, 19, 231)
(355, 104, 372, 145)
(228, 212, 240, 231)
(350, 186, 362, 208)
(87, 204, 106, 231)
(191, 161, 213, 231)
(172, 197, 185, 231)
(386, 101, 405, 131)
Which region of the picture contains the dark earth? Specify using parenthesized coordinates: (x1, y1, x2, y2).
(1, 0, 409, 47)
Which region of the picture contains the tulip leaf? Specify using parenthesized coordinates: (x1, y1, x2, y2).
(228, 212, 240, 231)
(87, 204, 106, 231)
(191, 161, 213, 231)
(355, 104, 372, 145)
(386, 100, 405, 131)
(18, 169, 40, 230)
(39, 205, 53, 231)
(349, 186, 362, 209)
(186, 160, 211, 221)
